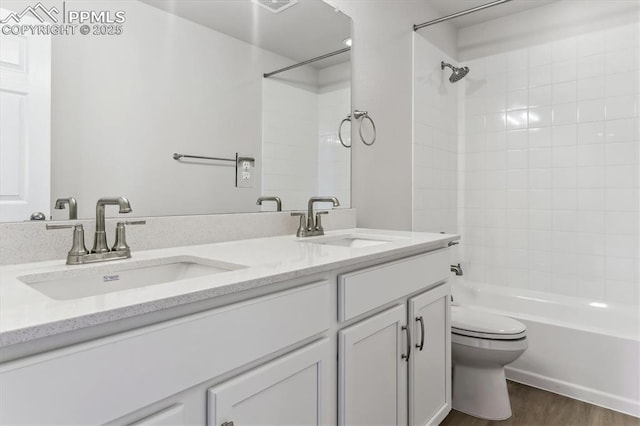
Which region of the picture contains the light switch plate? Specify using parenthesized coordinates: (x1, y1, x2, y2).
(235, 153, 255, 188)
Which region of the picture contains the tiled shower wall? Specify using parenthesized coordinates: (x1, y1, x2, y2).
(318, 87, 351, 208)
(262, 80, 350, 211)
(413, 33, 459, 235)
(263, 79, 319, 211)
(460, 22, 639, 303)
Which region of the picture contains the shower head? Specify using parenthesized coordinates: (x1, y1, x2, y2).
(441, 61, 469, 83)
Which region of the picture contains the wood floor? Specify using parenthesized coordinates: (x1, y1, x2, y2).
(441, 381, 639, 426)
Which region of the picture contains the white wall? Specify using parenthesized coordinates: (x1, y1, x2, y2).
(332, 0, 458, 230)
(318, 61, 351, 91)
(413, 33, 459, 234)
(458, 2, 639, 304)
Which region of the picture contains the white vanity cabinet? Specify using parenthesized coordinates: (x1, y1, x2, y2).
(408, 284, 451, 426)
(337, 249, 451, 426)
(0, 281, 331, 425)
(339, 304, 408, 426)
(0, 240, 455, 426)
(207, 338, 331, 426)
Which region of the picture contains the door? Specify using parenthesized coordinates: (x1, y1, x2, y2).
(207, 339, 330, 426)
(339, 304, 408, 426)
(408, 282, 451, 426)
(0, 9, 51, 221)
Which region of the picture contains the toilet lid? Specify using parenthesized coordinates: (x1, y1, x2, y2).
(451, 306, 526, 340)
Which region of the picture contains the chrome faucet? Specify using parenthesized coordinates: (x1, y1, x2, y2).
(92, 197, 132, 253)
(54, 197, 78, 220)
(46, 196, 145, 265)
(291, 196, 340, 237)
(451, 263, 463, 276)
(256, 196, 282, 212)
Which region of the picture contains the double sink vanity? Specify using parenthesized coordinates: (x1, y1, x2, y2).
(0, 218, 458, 425)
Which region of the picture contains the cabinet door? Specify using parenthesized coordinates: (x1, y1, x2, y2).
(207, 339, 330, 426)
(339, 304, 408, 426)
(408, 282, 451, 426)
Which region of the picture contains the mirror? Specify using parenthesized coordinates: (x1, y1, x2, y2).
(0, 0, 351, 222)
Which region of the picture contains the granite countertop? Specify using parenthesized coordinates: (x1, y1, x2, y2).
(0, 228, 459, 348)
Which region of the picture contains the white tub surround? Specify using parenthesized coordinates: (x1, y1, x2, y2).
(0, 229, 458, 426)
(0, 209, 356, 265)
(459, 4, 639, 305)
(452, 279, 640, 417)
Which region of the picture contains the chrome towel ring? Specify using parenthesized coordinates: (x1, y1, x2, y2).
(337, 109, 377, 148)
(353, 110, 376, 146)
(338, 114, 352, 148)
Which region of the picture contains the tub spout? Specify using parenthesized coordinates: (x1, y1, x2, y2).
(451, 263, 463, 276)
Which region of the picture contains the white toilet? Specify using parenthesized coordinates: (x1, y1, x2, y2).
(450, 306, 528, 420)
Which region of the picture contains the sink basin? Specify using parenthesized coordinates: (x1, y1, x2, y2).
(305, 234, 403, 248)
(18, 256, 246, 300)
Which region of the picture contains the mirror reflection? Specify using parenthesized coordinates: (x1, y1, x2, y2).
(0, 0, 351, 222)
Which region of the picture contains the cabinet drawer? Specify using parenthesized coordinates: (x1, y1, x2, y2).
(338, 249, 449, 321)
(0, 281, 330, 426)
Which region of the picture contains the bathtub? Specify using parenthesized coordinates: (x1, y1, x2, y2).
(452, 279, 640, 417)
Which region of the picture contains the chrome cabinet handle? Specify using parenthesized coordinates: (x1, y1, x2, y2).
(401, 325, 411, 361)
(416, 316, 425, 351)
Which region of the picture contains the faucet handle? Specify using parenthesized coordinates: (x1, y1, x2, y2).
(112, 220, 146, 252)
(290, 212, 307, 237)
(46, 224, 77, 230)
(315, 211, 329, 232)
(120, 220, 146, 226)
(46, 223, 88, 259)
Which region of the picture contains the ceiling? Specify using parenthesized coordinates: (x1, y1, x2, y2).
(423, 0, 559, 29)
(140, 0, 351, 69)
(137, 0, 560, 68)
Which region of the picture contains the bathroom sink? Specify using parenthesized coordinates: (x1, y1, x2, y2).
(18, 256, 246, 300)
(305, 234, 403, 248)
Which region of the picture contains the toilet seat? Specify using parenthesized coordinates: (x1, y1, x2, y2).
(452, 306, 526, 341)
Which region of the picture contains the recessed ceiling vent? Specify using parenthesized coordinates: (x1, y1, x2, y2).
(252, 0, 298, 14)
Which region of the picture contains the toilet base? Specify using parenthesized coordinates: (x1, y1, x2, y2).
(452, 364, 512, 420)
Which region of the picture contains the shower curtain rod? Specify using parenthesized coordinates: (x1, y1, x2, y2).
(263, 47, 351, 78)
(414, 0, 513, 31)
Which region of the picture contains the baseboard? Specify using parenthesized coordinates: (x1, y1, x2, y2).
(428, 403, 451, 425)
(506, 366, 640, 418)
